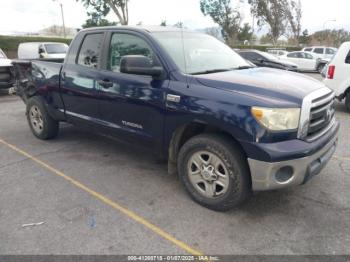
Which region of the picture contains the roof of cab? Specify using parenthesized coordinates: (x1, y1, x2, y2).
(80, 25, 193, 33)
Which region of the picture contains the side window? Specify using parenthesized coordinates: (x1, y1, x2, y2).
(326, 48, 335, 55)
(345, 51, 350, 64)
(77, 33, 104, 69)
(108, 33, 159, 72)
(305, 48, 312, 52)
(304, 53, 313, 59)
(287, 53, 298, 58)
(314, 48, 324, 54)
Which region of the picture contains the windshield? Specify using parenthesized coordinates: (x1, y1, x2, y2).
(259, 51, 280, 61)
(152, 32, 251, 74)
(44, 43, 68, 54)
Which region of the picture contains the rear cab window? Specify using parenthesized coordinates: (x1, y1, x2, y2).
(77, 33, 104, 68)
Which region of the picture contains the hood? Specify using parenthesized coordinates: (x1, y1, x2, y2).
(194, 67, 328, 105)
(0, 58, 12, 67)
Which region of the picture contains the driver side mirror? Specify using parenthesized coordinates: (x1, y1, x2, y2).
(38, 47, 45, 54)
(120, 55, 164, 78)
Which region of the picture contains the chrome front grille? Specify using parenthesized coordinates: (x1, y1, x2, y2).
(307, 92, 335, 140)
(298, 87, 336, 142)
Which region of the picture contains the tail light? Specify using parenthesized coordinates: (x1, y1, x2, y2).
(327, 65, 335, 79)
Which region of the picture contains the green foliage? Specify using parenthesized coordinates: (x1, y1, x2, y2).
(82, 12, 117, 28)
(237, 23, 253, 42)
(77, 0, 128, 25)
(299, 29, 310, 45)
(0, 35, 71, 53)
(160, 20, 167, 27)
(200, 0, 241, 45)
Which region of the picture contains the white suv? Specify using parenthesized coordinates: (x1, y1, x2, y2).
(323, 42, 350, 111)
(302, 46, 337, 60)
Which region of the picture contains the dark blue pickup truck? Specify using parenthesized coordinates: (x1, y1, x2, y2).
(12, 26, 339, 211)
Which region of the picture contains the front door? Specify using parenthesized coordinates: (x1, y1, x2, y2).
(97, 31, 169, 151)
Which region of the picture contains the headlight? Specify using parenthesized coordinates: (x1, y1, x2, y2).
(251, 107, 300, 131)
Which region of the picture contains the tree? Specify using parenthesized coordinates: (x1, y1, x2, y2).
(173, 22, 185, 28)
(82, 11, 117, 28)
(200, 0, 241, 46)
(248, 0, 289, 45)
(77, 0, 129, 25)
(310, 29, 350, 47)
(299, 29, 310, 46)
(160, 20, 167, 27)
(285, 0, 302, 44)
(237, 23, 253, 43)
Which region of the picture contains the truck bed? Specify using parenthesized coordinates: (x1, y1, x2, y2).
(12, 59, 63, 102)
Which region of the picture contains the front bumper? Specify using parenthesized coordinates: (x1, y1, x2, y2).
(248, 124, 339, 191)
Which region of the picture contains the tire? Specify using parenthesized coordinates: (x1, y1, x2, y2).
(26, 96, 59, 140)
(345, 92, 350, 112)
(317, 63, 325, 73)
(177, 134, 251, 211)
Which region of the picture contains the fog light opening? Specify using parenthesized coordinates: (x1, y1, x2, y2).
(275, 166, 294, 184)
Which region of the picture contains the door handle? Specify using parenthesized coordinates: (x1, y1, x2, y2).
(98, 79, 113, 89)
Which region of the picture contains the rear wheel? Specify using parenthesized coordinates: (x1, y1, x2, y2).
(345, 92, 350, 112)
(26, 96, 59, 140)
(317, 63, 325, 73)
(177, 134, 251, 211)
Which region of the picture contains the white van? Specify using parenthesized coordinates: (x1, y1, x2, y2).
(18, 42, 69, 59)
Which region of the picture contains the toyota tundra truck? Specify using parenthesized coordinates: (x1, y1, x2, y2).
(12, 26, 339, 211)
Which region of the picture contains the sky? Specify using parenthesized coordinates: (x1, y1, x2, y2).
(0, 0, 349, 35)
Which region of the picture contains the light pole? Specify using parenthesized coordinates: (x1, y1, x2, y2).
(53, 0, 66, 38)
(323, 19, 336, 30)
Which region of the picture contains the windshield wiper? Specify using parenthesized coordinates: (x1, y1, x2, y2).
(233, 65, 255, 70)
(190, 68, 232, 75)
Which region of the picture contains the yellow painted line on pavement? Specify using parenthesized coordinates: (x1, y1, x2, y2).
(0, 138, 203, 256)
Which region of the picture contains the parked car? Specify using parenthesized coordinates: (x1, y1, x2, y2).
(323, 41, 350, 111)
(0, 48, 13, 89)
(302, 46, 337, 60)
(12, 26, 339, 211)
(266, 48, 289, 57)
(238, 50, 298, 71)
(279, 51, 319, 72)
(18, 42, 69, 60)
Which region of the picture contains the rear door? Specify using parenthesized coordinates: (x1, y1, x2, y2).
(96, 31, 169, 150)
(303, 52, 317, 70)
(60, 32, 105, 126)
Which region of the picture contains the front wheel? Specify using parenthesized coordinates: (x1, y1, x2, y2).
(177, 134, 251, 211)
(26, 96, 59, 140)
